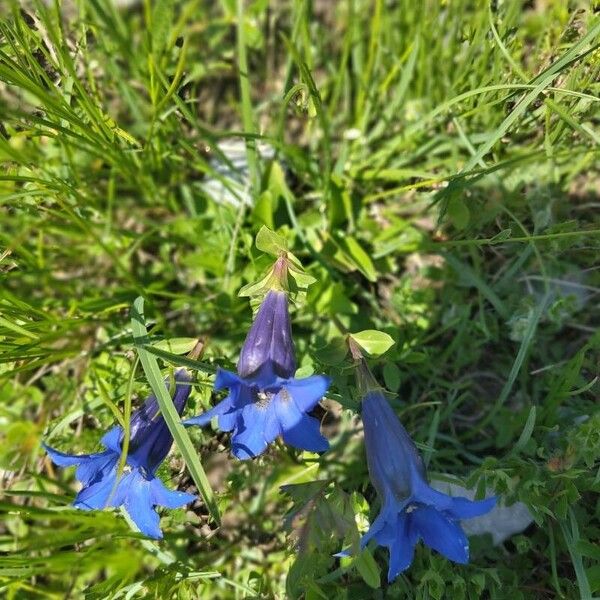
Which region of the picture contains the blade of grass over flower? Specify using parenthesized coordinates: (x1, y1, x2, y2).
(130, 297, 220, 525)
(141, 345, 216, 374)
(111, 356, 138, 506)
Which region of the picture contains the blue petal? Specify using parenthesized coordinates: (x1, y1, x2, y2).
(411, 505, 469, 564)
(185, 395, 236, 429)
(410, 470, 496, 520)
(237, 291, 296, 379)
(250, 362, 280, 389)
(75, 452, 119, 486)
(231, 402, 279, 460)
(186, 372, 254, 431)
(360, 504, 394, 548)
(337, 504, 394, 558)
(73, 466, 118, 510)
(283, 375, 331, 412)
(217, 404, 241, 431)
(100, 427, 123, 453)
(217, 383, 256, 431)
(448, 495, 497, 520)
(213, 368, 242, 392)
(121, 472, 162, 539)
(272, 389, 304, 430)
(44, 443, 91, 467)
(149, 477, 196, 509)
(109, 470, 138, 507)
(44, 443, 118, 487)
(274, 392, 328, 452)
(280, 413, 329, 453)
(387, 512, 417, 581)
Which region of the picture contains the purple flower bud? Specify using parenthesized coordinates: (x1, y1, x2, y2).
(237, 290, 296, 379)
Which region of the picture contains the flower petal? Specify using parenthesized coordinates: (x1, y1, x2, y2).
(184, 396, 236, 429)
(100, 427, 123, 453)
(122, 474, 162, 538)
(75, 452, 119, 487)
(187, 373, 256, 431)
(213, 368, 242, 392)
(43, 443, 91, 467)
(283, 375, 331, 412)
(237, 290, 296, 379)
(150, 477, 196, 509)
(280, 413, 329, 453)
(73, 467, 118, 510)
(231, 402, 279, 460)
(109, 470, 138, 507)
(410, 471, 496, 521)
(387, 513, 417, 581)
(360, 504, 393, 548)
(411, 505, 469, 564)
(274, 391, 329, 452)
(44, 443, 118, 487)
(448, 495, 497, 520)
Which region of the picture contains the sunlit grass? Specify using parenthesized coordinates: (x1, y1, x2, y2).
(1, 0, 599, 598)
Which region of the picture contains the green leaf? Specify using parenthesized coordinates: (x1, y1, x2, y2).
(152, 337, 198, 355)
(314, 337, 348, 365)
(130, 297, 220, 524)
(287, 263, 317, 291)
(489, 228, 512, 244)
(255, 225, 288, 256)
(512, 406, 536, 455)
(383, 362, 402, 392)
(447, 195, 470, 229)
(238, 269, 275, 298)
(253, 190, 275, 228)
(338, 236, 377, 282)
(349, 330, 395, 357)
(354, 548, 381, 589)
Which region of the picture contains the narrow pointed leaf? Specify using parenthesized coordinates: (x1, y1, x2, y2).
(130, 297, 220, 524)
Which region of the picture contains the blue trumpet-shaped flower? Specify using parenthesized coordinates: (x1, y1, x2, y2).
(44, 369, 196, 539)
(356, 390, 496, 581)
(186, 289, 330, 460)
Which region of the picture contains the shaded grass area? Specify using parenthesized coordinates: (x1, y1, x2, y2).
(1, 0, 599, 598)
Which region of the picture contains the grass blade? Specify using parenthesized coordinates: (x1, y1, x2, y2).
(130, 296, 220, 525)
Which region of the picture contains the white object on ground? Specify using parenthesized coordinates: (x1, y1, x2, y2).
(432, 478, 534, 545)
(201, 140, 274, 207)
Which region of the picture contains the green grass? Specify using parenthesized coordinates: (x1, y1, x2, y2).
(1, 0, 599, 598)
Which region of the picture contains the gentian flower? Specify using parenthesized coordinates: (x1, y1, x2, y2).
(356, 389, 496, 580)
(186, 288, 330, 459)
(44, 369, 196, 539)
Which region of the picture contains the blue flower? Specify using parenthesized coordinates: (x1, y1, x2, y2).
(356, 391, 496, 581)
(186, 290, 330, 459)
(44, 369, 196, 539)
